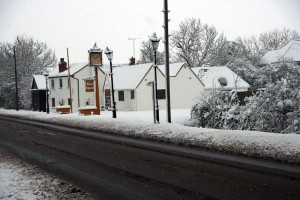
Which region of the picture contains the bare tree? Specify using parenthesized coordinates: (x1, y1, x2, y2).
(0, 35, 56, 109)
(236, 28, 299, 66)
(138, 40, 164, 65)
(170, 18, 226, 67)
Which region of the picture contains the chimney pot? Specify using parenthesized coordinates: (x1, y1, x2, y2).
(58, 58, 67, 73)
(129, 57, 135, 65)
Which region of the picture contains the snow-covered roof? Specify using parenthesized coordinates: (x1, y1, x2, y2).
(157, 62, 186, 77)
(49, 62, 89, 78)
(32, 75, 46, 90)
(112, 62, 189, 90)
(192, 66, 250, 90)
(261, 39, 300, 64)
(113, 63, 153, 90)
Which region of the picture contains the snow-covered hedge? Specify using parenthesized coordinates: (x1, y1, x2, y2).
(190, 62, 300, 134)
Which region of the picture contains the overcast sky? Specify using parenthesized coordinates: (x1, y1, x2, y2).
(1, 0, 299, 65)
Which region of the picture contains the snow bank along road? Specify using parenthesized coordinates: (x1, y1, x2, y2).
(0, 148, 93, 200)
(0, 109, 299, 164)
(0, 117, 299, 200)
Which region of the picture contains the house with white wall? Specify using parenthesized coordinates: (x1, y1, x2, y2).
(104, 62, 205, 111)
(260, 39, 300, 66)
(192, 66, 250, 93)
(48, 58, 106, 113)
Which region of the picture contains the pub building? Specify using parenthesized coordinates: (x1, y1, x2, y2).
(47, 44, 106, 115)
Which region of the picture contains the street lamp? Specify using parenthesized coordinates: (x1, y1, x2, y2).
(43, 72, 49, 114)
(104, 47, 117, 118)
(150, 32, 161, 124)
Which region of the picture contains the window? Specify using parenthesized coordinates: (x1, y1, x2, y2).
(218, 77, 228, 87)
(59, 79, 63, 88)
(157, 89, 166, 100)
(68, 98, 71, 106)
(51, 98, 55, 107)
(51, 79, 55, 89)
(131, 90, 135, 99)
(118, 91, 124, 101)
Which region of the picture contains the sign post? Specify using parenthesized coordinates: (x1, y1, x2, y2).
(88, 43, 102, 115)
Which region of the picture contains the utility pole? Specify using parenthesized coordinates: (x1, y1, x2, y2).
(128, 37, 141, 58)
(66, 48, 73, 113)
(163, 0, 171, 123)
(13, 47, 19, 111)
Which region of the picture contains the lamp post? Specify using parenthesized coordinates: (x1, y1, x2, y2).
(104, 47, 117, 118)
(43, 72, 49, 114)
(150, 32, 161, 124)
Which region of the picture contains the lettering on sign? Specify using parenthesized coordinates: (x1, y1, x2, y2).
(86, 80, 94, 92)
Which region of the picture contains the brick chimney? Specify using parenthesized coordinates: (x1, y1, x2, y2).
(58, 58, 67, 73)
(129, 57, 135, 65)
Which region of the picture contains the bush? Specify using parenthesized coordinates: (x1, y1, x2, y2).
(189, 62, 300, 134)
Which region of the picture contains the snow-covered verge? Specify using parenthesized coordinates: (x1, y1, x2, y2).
(0, 148, 93, 200)
(0, 109, 299, 164)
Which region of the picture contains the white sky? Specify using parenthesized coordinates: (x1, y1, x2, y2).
(0, 0, 299, 65)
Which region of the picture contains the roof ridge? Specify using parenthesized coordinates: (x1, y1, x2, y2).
(281, 40, 295, 57)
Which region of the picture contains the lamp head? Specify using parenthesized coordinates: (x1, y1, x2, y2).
(104, 47, 113, 61)
(150, 32, 161, 51)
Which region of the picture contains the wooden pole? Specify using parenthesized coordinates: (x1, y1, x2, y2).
(13, 47, 19, 111)
(95, 66, 100, 115)
(67, 48, 73, 113)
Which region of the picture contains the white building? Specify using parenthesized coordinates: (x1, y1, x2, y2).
(48, 59, 106, 113)
(192, 66, 250, 93)
(260, 39, 300, 65)
(48, 59, 250, 113)
(104, 62, 205, 111)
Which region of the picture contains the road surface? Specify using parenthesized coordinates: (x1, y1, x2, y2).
(0, 117, 299, 199)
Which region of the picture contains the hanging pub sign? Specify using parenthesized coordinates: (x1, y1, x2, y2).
(85, 80, 94, 92)
(89, 43, 103, 66)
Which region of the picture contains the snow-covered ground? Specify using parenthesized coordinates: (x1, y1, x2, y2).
(0, 148, 93, 200)
(0, 108, 299, 164)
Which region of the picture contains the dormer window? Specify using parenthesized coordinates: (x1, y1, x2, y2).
(218, 77, 227, 87)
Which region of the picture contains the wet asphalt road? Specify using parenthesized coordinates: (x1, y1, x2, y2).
(0, 117, 299, 200)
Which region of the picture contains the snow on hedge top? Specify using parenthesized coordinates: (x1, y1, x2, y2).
(32, 75, 46, 90)
(261, 39, 300, 64)
(192, 66, 250, 90)
(49, 62, 89, 78)
(113, 63, 153, 90)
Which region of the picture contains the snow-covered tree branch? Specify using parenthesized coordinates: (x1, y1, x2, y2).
(0, 35, 56, 109)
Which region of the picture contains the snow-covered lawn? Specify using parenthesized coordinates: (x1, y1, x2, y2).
(0, 109, 299, 164)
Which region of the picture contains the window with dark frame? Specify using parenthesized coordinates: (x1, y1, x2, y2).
(51, 98, 55, 107)
(51, 79, 55, 89)
(131, 90, 135, 99)
(157, 89, 166, 100)
(118, 91, 124, 101)
(59, 78, 63, 88)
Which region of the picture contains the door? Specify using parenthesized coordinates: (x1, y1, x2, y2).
(105, 89, 111, 110)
